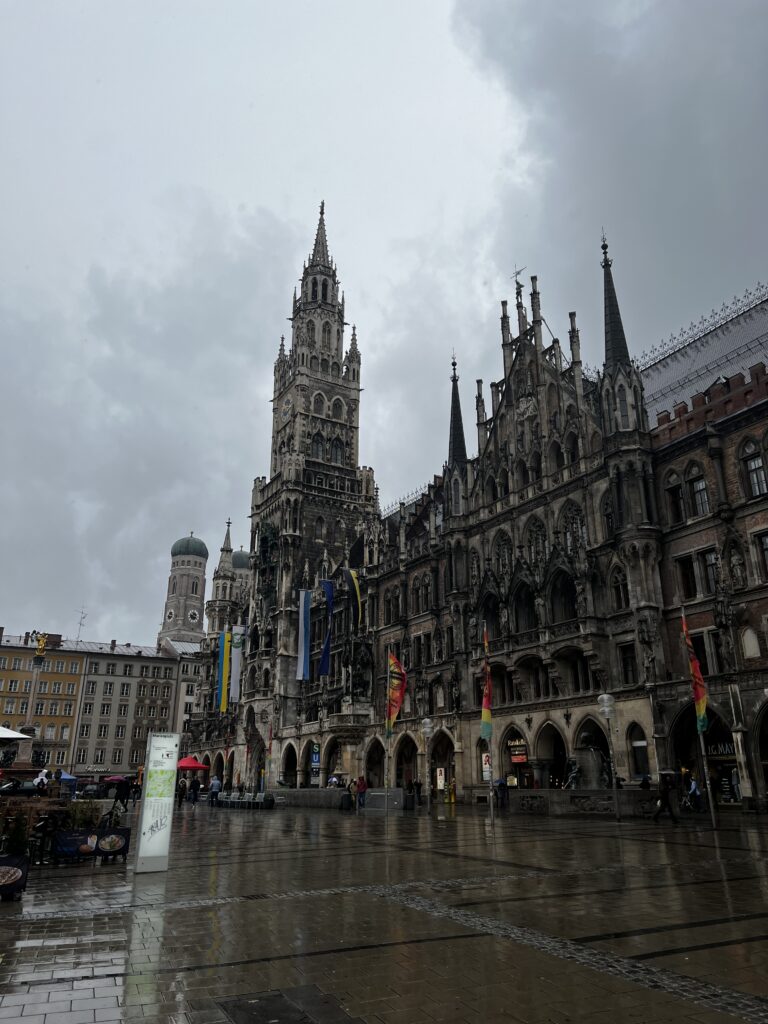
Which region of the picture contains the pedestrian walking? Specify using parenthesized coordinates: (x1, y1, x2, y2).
(115, 777, 131, 812)
(131, 779, 141, 806)
(209, 774, 222, 808)
(731, 766, 742, 802)
(357, 775, 367, 809)
(652, 773, 678, 824)
(688, 776, 703, 812)
(176, 776, 187, 809)
(414, 779, 423, 806)
(347, 778, 357, 810)
(189, 776, 201, 806)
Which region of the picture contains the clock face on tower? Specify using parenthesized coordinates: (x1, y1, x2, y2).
(166, 610, 175, 622)
(281, 396, 293, 420)
(188, 610, 200, 623)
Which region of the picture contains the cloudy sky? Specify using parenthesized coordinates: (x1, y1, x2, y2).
(1, 1, 766, 644)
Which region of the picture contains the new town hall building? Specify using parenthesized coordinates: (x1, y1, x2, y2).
(186, 207, 768, 810)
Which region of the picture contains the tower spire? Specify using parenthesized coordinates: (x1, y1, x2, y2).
(218, 519, 233, 571)
(311, 199, 330, 267)
(601, 233, 630, 370)
(448, 354, 468, 467)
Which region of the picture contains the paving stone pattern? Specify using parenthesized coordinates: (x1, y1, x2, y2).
(2, 803, 768, 1023)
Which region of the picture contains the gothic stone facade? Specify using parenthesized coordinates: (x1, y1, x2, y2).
(234, 211, 768, 809)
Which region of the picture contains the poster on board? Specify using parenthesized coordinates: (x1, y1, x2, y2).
(135, 732, 180, 874)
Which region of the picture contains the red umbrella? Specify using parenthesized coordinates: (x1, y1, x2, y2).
(177, 757, 210, 771)
(104, 775, 127, 783)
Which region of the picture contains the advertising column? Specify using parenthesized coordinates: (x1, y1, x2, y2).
(135, 732, 180, 874)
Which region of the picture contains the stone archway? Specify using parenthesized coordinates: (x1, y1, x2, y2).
(299, 738, 321, 788)
(365, 738, 386, 788)
(281, 744, 298, 788)
(212, 751, 225, 785)
(395, 734, 418, 790)
(324, 737, 342, 786)
(499, 725, 532, 789)
(246, 730, 266, 793)
(430, 730, 455, 800)
(573, 715, 610, 788)
(670, 703, 741, 803)
(534, 722, 567, 789)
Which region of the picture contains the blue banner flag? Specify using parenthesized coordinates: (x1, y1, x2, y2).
(319, 580, 334, 676)
(296, 590, 311, 681)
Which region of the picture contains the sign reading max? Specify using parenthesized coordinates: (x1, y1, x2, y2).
(135, 732, 180, 874)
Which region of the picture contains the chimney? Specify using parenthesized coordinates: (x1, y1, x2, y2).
(110, 639, 116, 652)
(23, 631, 30, 646)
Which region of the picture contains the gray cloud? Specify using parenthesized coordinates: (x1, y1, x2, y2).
(1, 197, 300, 642)
(452, 0, 768, 369)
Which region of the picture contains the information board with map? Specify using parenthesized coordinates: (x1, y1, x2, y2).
(135, 732, 180, 874)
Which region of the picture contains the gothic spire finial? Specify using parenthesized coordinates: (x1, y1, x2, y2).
(601, 233, 630, 370)
(311, 200, 330, 266)
(448, 355, 467, 468)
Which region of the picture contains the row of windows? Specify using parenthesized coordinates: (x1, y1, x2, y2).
(0, 720, 70, 741)
(84, 680, 171, 698)
(2, 700, 73, 717)
(79, 723, 157, 741)
(0, 656, 80, 673)
(81, 702, 168, 719)
(310, 433, 346, 465)
(312, 394, 347, 419)
(170, 576, 200, 596)
(88, 661, 173, 678)
(0, 679, 77, 696)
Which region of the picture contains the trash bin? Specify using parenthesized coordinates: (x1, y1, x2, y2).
(340, 792, 352, 812)
(404, 793, 415, 811)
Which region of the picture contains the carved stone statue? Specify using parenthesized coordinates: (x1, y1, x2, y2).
(730, 549, 746, 590)
(642, 646, 657, 685)
(470, 551, 480, 590)
(534, 593, 546, 627)
(499, 604, 510, 636)
(468, 615, 479, 646)
(575, 580, 587, 619)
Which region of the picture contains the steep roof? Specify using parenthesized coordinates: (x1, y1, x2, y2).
(601, 236, 630, 371)
(641, 289, 768, 420)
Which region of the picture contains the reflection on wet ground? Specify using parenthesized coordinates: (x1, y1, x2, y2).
(2, 802, 768, 1023)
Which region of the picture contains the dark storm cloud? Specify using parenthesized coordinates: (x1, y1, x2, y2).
(0, 199, 299, 642)
(452, 0, 768, 370)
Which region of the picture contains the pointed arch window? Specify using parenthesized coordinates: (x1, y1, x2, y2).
(314, 516, 325, 540)
(422, 575, 431, 610)
(618, 386, 629, 429)
(313, 393, 325, 415)
(560, 502, 586, 554)
(171, 577, 177, 596)
(306, 320, 316, 345)
(452, 478, 461, 514)
(321, 280, 328, 302)
(332, 398, 343, 419)
(331, 439, 344, 465)
(322, 322, 331, 348)
(525, 518, 547, 565)
(311, 278, 318, 301)
(742, 440, 768, 498)
(411, 579, 420, 615)
(311, 433, 324, 459)
(191, 578, 199, 596)
(611, 567, 629, 611)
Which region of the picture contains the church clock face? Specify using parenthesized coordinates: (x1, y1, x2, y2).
(281, 396, 293, 421)
(188, 610, 199, 623)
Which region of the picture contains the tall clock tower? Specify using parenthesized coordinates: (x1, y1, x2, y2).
(247, 204, 377, 765)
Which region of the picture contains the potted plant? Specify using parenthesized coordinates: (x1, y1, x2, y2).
(0, 811, 31, 901)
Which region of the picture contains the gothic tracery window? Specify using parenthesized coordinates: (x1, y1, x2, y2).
(611, 567, 630, 611)
(313, 393, 325, 415)
(561, 502, 586, 554)
(525, 518, 547, 564)
(322, 322, 331, 348)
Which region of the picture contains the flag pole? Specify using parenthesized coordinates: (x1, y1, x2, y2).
(698, 729, 718, 830)
(682, 604, 718, 830)
(385, 653, 390, 820)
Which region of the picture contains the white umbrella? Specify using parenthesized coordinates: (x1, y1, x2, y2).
(0, 725, 30, 741)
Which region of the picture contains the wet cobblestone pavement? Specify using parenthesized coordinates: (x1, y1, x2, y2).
(2, 804, 768, 1023)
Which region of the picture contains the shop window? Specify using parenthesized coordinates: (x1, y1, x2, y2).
(627, 723, 649, 777)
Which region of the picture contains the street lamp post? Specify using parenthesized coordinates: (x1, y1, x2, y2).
(597, 693, 621, 822)
(422, 716, 434, 816)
